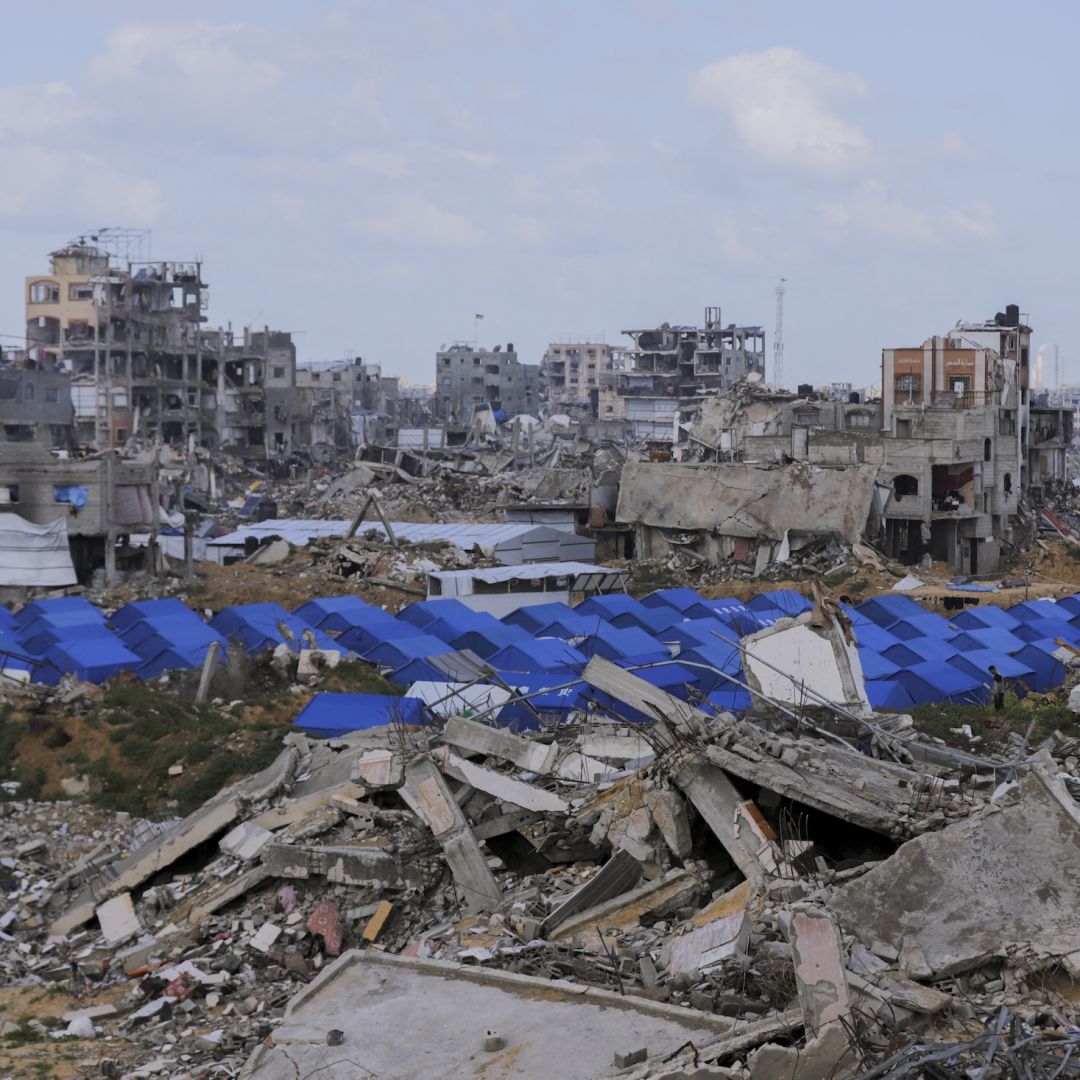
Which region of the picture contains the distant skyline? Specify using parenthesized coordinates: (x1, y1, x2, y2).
(1, 1, 1076, 386)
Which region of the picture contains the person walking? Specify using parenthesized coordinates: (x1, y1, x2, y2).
(989, 665, 1005, 712)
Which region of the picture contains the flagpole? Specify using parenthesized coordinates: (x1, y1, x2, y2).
(474, 314, 479, 349)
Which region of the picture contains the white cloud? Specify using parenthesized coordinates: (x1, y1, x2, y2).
(352, 196, 483, 249)
(693, 47, 870, 173)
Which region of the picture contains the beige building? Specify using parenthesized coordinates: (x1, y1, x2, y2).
(26, 241, 211, 450)
(539, 342, 627, 409)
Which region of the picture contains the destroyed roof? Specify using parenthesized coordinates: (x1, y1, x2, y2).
(208, 519, 594, 562)
(293, 692, 429, 737)
(615, 458, 879, 542)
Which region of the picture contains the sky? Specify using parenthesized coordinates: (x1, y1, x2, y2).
(0, 0, 1076, 387)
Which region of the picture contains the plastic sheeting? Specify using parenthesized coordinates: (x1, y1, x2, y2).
(0, 515, 77, 587)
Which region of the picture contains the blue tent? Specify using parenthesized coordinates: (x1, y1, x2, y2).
(852, 623, 903, 653)
(398, 599, 476, 630)
(857, 650, 900, 680)
(864, 679, 916, 711)
(209, 603, 335, 654)
(748, 590, 812, 617)
(641, 588, 705, 612)
(489, 639, 587, 673)
(535, 613, 605, 639)
(856, 595, 927, 628)
(125, 624, 227, 662)
(669, 617, 742, 652)
(947, 651, 1036, 694)
(882, 638, 959, 666)
(336, 618, 419, 656)
(137, 642, 224, 679)
(17, 609, 107, 641)
(119, 615, 224, 649)
(885, 614, 957, 641)
(21, 622, 116, 656)
(705, 685, 754, 712)
(669, 642, 745, 695)
(425, 611, 502, 644)
(294, 692, 429, 737)
(41, 638, 142, 685)
(1013, 641, 1068, 691)
(363, 635, 451, 670)
(449, 625, 533, 660)
(609, 606, 685, 635)
(15, 596, 102, 631)
(1011, 619, 1080, 646)
(498, 677, 590, 730)
(572, 624, 669, 665)
(951, 606, 1021, 631)
(841, 603, 874, 626)
(292, 596, 384, 632)
(0, 608, 14, 632)
(575, 594, 648, 620)
(948, 628, 1027, 655)
(893, 662, 987, 706)
(682, 598, 751, 622)
(502, 602, 578, 633)
(1055, 594, 1080, 618)
(110, 599, 196, 631)
(590, 663, 700, 721)
(1009, 600, 1070, 624)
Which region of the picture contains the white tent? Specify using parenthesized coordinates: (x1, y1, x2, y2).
(0, 514, 77, 587)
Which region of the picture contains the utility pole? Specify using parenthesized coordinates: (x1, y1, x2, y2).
(773, 278, 786, 390)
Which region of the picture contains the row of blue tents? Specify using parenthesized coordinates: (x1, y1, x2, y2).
(2, 588, 1078, 731)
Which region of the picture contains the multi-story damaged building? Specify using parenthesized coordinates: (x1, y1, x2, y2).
(0, 366, 74, 447)
(539, 341, 628, 409)
(26, 241, 213, 450)
(296, 359, 399, 448)
(601, 308, 767, 440)
(434, 343, 539, 423)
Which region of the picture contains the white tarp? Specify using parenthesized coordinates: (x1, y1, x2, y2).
(0, 514, 77, 587)
(404, 681, 512, 721)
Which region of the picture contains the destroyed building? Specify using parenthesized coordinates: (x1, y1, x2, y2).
(539, 340, 628, 409)
(0, 446, 159, 592)
(0, 364, 74, 447)
(600, 307, 766, 441)
(434, 342, 540, 424)
(26, 238, 216, 450)
(296, 358, 399, 449)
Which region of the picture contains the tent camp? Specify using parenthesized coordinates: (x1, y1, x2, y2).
(293, 692, 429, 737)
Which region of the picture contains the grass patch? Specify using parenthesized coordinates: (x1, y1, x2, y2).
(910, 692, 1080, 750)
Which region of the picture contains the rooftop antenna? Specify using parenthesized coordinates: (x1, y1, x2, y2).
(773, 277, 786, 389)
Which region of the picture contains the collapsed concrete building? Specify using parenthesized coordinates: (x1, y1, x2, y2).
(539, 340, 628, 410)
(599, 307, 767, 441)
(434, 342, 540, 424)
(0, 446, 159, 590)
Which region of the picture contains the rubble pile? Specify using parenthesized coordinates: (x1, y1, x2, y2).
(8, 657, 1080, 1075)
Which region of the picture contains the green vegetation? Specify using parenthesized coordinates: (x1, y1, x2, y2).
(910, 691, 1080, 750)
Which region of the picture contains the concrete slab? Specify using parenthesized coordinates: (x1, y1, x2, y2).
(240, 950, 735, 1080)
(831, 766, 1080, 977)
(95, 893, 140, 946)
(219, 821, 273, 861)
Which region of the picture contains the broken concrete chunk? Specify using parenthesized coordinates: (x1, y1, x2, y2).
(786, 910, 851, 1033)
(219, 820, 273, 861)
(95, 892, 140, 947)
